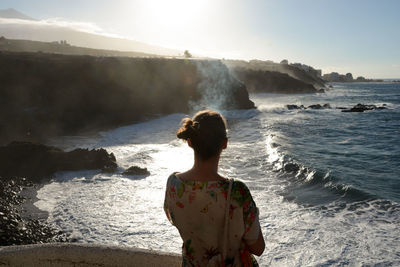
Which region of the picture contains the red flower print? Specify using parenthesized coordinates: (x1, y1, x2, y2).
(192, 184, 201, 190)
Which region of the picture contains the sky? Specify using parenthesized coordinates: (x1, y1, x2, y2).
(1, 0, 399, 78)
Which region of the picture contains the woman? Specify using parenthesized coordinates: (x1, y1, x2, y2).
(164, 110, 265, 266)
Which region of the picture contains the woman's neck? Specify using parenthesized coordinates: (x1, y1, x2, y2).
(178, 154, 225, 181)
(193, 155, 219, 174)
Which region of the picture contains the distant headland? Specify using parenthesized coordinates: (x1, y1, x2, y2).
(322, 71, 384, 83)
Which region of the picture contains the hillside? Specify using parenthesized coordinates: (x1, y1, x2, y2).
(0, 8, 35, 20)
(0, 37, 156, 57)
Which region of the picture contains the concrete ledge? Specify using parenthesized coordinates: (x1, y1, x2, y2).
(0, 243, 181, 267)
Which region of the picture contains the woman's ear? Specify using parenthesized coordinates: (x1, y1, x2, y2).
(187, 138, 193, 148)
(221, 138, 228, 150)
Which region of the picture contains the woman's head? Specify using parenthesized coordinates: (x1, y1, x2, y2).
(177, 110, 227, 160)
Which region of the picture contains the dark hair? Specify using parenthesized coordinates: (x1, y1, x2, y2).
(177, 110, 227, 160)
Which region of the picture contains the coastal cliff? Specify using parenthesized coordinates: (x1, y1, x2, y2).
(0, 51, 254, 144)
(230, 67, 319, 94)
(224, 59, 326, 90)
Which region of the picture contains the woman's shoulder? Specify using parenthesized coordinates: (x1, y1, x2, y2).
(231, 179, 254, 206)
(166, 172, 181, 185)
(168, 172, 179, 180)
(232, 179, 250, 192)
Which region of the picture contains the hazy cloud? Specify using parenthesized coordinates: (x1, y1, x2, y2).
(0, 16, 180, 56)
(0, 17, 118, 38)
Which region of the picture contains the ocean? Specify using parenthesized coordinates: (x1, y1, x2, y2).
(36, 82, 400, 266)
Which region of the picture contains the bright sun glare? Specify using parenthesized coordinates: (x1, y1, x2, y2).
(135, 0, 210, 41)
(143, 0, 208, 25)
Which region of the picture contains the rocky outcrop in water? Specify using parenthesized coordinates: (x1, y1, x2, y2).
(286, 104, 331, 110)
(341, 104, 387, 112)
(0, 52, 254, 144)
(0, 141, 117, 182)
(231, 67, 319, 94)
(286, 103, 386, 112)
(122, 166, 150, 176)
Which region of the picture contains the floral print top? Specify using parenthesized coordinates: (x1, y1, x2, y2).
(164, 173, 261, 267)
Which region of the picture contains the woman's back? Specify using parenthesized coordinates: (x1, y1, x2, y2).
(164, 110, 264, 266)
(164, 173, 260, 266)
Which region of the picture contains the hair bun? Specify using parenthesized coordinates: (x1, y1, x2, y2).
(192, 121, 200, 130)
(176, 110, 227, 160)
(176, 118, 196, 140)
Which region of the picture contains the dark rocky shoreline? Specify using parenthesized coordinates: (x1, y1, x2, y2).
(0, 141, 157, 246)
(0, 177, 68, 246)
(0, 141, 120, 246)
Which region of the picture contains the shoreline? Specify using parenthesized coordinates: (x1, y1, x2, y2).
(18, 183, 49, 222)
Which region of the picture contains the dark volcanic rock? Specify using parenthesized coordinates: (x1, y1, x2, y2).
(286, 103, 331, 110)
(308, 104, 323, 109)
(286, 103, 386, 112)
(286, 104, 305, 110)
(341, 103, 387, 112)
(323, 103, 331, 109)
(0, 177, 67, 245)
(122, 166, 150, 176)
(0, 141, 117, 181)
(284, 163, 300, 173)
(230, 80, 256, 110)
(308, 103, 332, 109)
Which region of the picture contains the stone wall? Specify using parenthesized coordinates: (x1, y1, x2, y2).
(0, 243, 181, 266)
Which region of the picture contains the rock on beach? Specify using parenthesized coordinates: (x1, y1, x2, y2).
(0, 141, 118, 182)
